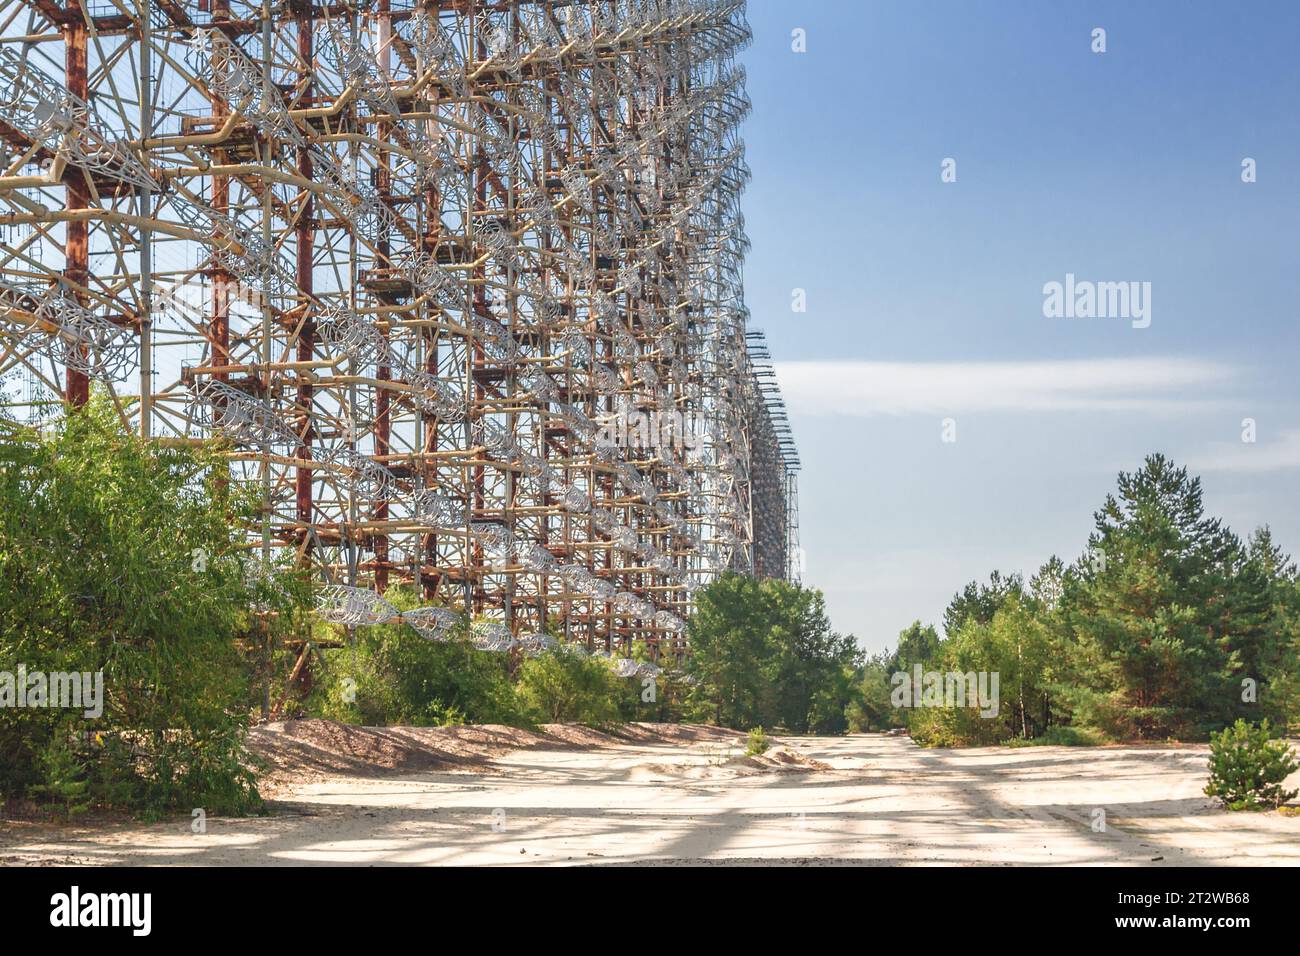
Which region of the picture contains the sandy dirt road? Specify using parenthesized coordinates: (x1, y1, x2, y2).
(3, 727, 1298, 866)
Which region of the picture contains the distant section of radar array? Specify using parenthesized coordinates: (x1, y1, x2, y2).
(0, 0, 798, 660)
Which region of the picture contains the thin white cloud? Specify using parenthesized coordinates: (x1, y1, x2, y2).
(774, 357, 1238, 417)
(1188, 428, 1300, 474)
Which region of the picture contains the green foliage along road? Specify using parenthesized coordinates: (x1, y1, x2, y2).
(3, 400, 1294, 819)
(864, 455, 1300, 747)
(0, 398, 308, 817)
(682, 573, 861, 733)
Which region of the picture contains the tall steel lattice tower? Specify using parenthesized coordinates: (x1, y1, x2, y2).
(0, 0, 798, 661)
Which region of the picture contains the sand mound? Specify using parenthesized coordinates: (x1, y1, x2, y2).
(756, 747, 833, 771)
(249, 719, 746, 787)
(608, 723, 744, 746)
(248, 720, 514, 783)
(723, 748, 829, 773)
(624, 743, 832, 781)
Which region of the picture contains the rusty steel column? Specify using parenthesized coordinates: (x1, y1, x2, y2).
(209, 0, 232, 384)
(418, 0, 440, 603)
(62, 0, 89, 407)
(295, 3, 315, 552)
(372, 0, 392, 593)
(469, 1, 486, 619)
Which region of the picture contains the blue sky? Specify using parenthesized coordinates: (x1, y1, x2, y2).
(738, 0, 1300, 654)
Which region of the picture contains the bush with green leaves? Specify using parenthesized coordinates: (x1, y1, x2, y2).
(307, 591, 524, 727)
(1002, 725, 1107, 748)
(515, 649, 624, 727)
(610, 641, 684, 722)
(685, 573, 860, 732)
(0, 397, 304, 817)
(745, 726, 769, 756)
(1203, 719, 1298, 810)
(27, 717, 91, 817)
(846, 655, 907, 733)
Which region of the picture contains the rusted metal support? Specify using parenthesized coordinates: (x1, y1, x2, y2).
(62, 0, 88, 407)
(295, 3, 316, 555)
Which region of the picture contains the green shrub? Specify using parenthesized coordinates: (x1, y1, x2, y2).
(1204, 719, 1299, 810)
(515, 651, 623, 727)
(613, 643, 683, 722)
(745, 726, 769, 756)
(28, 719, 91, 818)
(0, 397, 294, 817)
(1003, 725, 1108, 748)
(684, 573, 861, 732)
(615, 664, 688, 723)
(907, 701, 1006, 748)
(308, 591, 525, 728)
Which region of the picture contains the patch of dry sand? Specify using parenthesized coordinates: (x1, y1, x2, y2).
(4, 728, 1298, 866)
(249, 720, 743, 793)
(628, 746, 829, 780)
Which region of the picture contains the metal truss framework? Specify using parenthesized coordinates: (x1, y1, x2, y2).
(0, 0, 798, 662)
